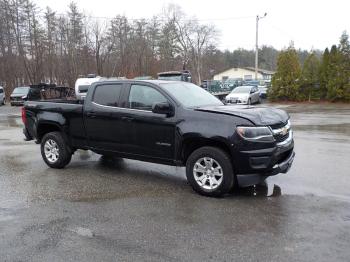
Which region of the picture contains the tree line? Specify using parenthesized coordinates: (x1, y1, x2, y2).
(0, 0, 323, 99)
(269, 32, 350, 102)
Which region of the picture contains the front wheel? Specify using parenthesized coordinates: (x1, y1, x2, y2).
(186, 146, 234, 197)
(41, 132, 72, 168)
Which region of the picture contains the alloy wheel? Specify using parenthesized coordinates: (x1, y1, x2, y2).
(193, 157, 223, 190)
(44, 139, 60, 163)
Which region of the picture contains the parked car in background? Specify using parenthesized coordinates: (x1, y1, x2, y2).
(0, 86, 5, 105)
(244, 80, 269, 98)
(225, 85, 261, 105)
(157, 70, 192, 82)
(222, 78, 243, 90)
(200, 80, 222, 92)
(258, 85, 268, 99)
(10, 86, 41, 106)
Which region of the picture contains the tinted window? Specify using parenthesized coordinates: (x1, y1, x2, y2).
(78, 85, 90, 93)
(13, 87, 29, 95)
(0, 88, 3, 94)
(128, 85, 167, 111)
(93, 84, 122, 107)
(160, 82, 223, 108)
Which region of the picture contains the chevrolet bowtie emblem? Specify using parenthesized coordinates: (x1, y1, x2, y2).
(280, 127, 288, 136)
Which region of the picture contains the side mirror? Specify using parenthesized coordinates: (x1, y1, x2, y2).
(152, 101, 174, 117)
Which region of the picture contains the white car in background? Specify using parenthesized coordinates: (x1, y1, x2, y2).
(0, 86, 5, 105)
(225, 85, 261, 105)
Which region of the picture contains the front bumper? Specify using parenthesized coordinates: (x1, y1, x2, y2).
(10, 100, 25, 105)
(234, 130, 295, 176)
(226, 99, 249, 105)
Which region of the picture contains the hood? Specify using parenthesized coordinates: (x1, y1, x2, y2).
(195, 104, 289, 126)
(11, 94, 27, 98)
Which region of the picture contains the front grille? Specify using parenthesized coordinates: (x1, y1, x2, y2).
(270, 120, 291, 143)
(274, 132, 289, 142)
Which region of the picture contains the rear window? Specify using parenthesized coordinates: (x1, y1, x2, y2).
(78, 85, 90, 93)
(93, 84, 122, 107)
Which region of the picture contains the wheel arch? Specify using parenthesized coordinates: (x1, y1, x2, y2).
(180, 137, 234, 167)
(36, 122, 70, 148)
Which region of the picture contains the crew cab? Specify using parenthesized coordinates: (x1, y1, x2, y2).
(22, 80, 295, 197)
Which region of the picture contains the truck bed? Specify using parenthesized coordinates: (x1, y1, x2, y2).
(24, 99, 86, 148)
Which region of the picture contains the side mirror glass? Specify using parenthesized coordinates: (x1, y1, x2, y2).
(152, 101, 174, 117)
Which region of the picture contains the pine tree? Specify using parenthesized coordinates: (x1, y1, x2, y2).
(326, 45, 342, 101)
(319, 48, 330, 99)
(338, 31, 350, 101)
(301, 52, 320, 101)
(270, 46, 302, 100)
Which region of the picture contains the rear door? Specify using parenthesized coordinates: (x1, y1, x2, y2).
(84, 83, 129, 152)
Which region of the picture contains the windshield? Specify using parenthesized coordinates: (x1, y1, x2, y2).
(158, 75, 182, 81)
(231, 86, 251, 94)
(12, 87, 29, 95)
(160, 82, 223, 108)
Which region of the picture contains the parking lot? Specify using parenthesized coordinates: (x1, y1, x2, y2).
(1, 103, 350, 261)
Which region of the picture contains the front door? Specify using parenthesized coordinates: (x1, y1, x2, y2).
(121, 84, 176, 160)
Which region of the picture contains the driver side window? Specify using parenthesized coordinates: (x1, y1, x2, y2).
(128, 85, 167, 111)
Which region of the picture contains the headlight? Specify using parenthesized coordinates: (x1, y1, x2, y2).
(236, 126, 274, 142)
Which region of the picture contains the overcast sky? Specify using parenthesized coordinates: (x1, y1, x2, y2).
(35, 0, 349, 51)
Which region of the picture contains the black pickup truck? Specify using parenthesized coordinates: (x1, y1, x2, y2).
(22, 80, 295, 197)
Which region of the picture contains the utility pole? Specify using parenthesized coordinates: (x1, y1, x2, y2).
(255, 13, 267, 80)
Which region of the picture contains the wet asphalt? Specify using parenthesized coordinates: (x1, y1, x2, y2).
(0, 103, 350, 262)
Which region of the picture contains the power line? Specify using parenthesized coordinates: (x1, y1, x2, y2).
(54, 13, 255, 23)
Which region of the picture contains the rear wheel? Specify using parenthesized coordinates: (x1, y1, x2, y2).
(41, 132, 72, 168)
(186, 146, 234, 197)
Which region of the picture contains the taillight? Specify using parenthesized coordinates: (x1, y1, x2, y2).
(21, 107, 27, 125)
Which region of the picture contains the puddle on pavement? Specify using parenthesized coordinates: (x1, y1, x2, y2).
(236, 182, 282, 197)
(0, 115, 23, 128)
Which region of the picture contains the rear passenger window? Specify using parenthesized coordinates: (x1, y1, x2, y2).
(93, 84, 122, 107)
(0, 89, 3, 94)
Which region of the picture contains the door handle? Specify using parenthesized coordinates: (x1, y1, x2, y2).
(121, 116, 134, 122)
(86, 112, 97, 118)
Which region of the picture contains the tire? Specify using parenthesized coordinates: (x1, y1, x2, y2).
(41, 131, 72, 168)
(10, 103, 14, 106)
(186, 146, 234, 197)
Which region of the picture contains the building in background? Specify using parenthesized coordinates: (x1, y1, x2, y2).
(213, 67, 275, 81)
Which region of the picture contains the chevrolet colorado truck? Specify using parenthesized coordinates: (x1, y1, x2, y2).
(22, 80, 295, 197)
